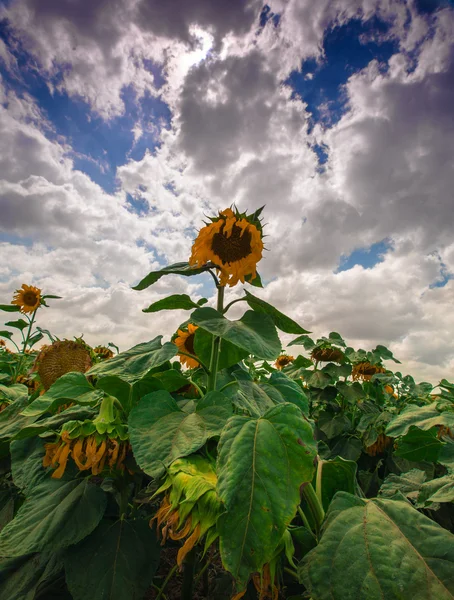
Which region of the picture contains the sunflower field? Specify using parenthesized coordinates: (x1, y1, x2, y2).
(1, 207, 454, 600)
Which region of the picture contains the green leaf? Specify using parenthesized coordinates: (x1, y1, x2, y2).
(191, 308, 281, 360)
(0, 396, 36, 442)
(372, 344, 401, 363)
(27, 331, 43, 348)
(64, 519, 160, 600)
(0, 491, 14, 533)
(0, 382, 28, 402)
(4, 319, 28, 331)
(244, 291, 309, 335)
(0, 478, 106, 557)
(245, 271, 263, 287)
(87, 337, 177, 384)
(306, 370, 333, 389)
(0, 305, 21, 313)
(418, 474, 454, 505)
(222, 379, 275, 418)
(386, 402, 454, 437)
(194, 327, 249, 371)
(132, 262, 213, 290)
(151, 369, 189, 393)
(318, 412, 351, 440)
(217, 403, 317, 589)
(336, 381, 365, 403)
(129, 390, 232, 478)
(96, 376, 131, 409)
(10, 437, 48, 493)
(22, 372, 103, 417)
(288, 334, 315, 350)
(0, 552, 63, 600)
(328, 437, 363, 462)
(316, 457, 357, 511)
(379, 469, 427, 501)
(328, 332, 346, 347)
(260, 371, 309, 415)
(300, 492, 454, 600)
(143, 293, 204, 313)
(14, 405, 96, 440)
(394, 427, 444, 462)
(0, 330, 13, 340)
(41, 294, 62, 300)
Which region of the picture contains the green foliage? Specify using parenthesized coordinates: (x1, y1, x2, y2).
(142, 293, 207, 313)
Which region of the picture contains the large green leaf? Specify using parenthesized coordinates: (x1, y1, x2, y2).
(132, 262, 213, 290)
(64, 519, 160, 600)
(244, 291, 309, 334)
(0, 304, 21, 312)
(217, 403, 317, 589)
(194, 327, 249, 371)
(10, 437, 48, 493)
(379, 469, 427, 502)
(0, 382, 28, 402)
(316, 457, 357, 511)
(223, 379, 275, 418)
(4, 319, 28, 331)
(129, 390, 232, 478)
(386, 402, 454, 437)
(0, 553, 63, 600)
(14, 405, 96, 440)
(191, 307, 281, 360)
(0, 396, 35, 442)
(300, 492, 454, 600)
(143, 293, 205, 313)
(418, 474, 454, 505)
(0, 479, 106, 557)
(260, 372, 309, 416)
(394, 427, 444, 462)
(87, 337, 177, 384)
(22, 372, 103, 417)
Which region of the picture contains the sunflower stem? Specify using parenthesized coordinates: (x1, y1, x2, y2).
(207, 285, 225, 392)
(222, 296, 247, 314)
(155, 565, 178, 600)
(301, 483, 325, 536)
(181, 547, 197, 600)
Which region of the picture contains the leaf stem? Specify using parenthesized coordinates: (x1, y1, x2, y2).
(207, 285, 225, 392)
(217, 379, 240, 393)
(188, 377, 205, 398)
(284, 567, 299, 580)
(222, 296, 247, 314)
(181, 548, 197, 600)
(177, 351, 211, 375)
(155, 564, 178, 600)
(301, 483, 325, 536)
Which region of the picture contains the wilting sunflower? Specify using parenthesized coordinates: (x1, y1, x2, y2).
(152, 456, 222, 568)
(11, 284, 42, 314)
(93, 345, 114, 360)
(352, 361, 386, 381)
(275, 354, 295, 370)
(16, 374, 40, 394)
(311, 347, 344, 363)
(43, 430, 129, 478)
(174, 324, 199, 369)
(189, 207, 264, 287)
(365, 433, 393, 456)
(34, 340, 92, 391)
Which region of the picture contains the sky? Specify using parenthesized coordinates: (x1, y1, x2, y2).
(0, 0, 453, 384)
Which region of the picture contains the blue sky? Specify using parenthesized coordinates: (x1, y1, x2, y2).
(0, 0, 453, 381)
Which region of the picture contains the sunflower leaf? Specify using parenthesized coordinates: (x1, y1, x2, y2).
(386, 402, 454, 437)
(299, 493, 454, 600)
(244, 271, 263, 287)
(132, 262, 213, 291)
(0, 305, 21, 313)
(393, 426, 444, 462)
(0, 478, 106, 557)
(0, 330, 13, 340)
(129, 390, 232, 478)
(142, 294, 204, 313)
(244, 291, 310, 334)
(194, 327, 249, 372)
(0, 552, 63, 600)
(191, 308, 281, 361)
(64, 519, 160, 600)
(217, 403, 317, 590)
(4, 319, 28, 331)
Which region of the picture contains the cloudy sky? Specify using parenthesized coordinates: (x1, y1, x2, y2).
(0, 0, 453, 383)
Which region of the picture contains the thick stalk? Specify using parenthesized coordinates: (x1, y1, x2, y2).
(181, 548, 197, 600)
(207, 285, 225, 392)
(301, 483, 325, 536)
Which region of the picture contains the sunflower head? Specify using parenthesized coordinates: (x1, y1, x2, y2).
(11, 284, 42, 314)
(93, 345, 114, 360)
(174, 324, 199, 369)
(34, 339, 93, 391)
(189, 206, 264, 287)
(365, 433, 393, 456)
(352, 361, 386, 381)
(152, 456, 222, 567)
(275, 354, 295, 370)
(311, 347, 345, 363)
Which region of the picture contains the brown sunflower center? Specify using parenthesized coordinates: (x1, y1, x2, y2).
(23, 291, 38, 306)
(185, 333, 195, 355)
(211, 223, 252, 263)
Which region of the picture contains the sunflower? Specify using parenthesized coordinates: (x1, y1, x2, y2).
(43, 430, 129, 478)
(174, 324, 199, 369)
(275, 354, 294, 370)
(352, 361, 386, 381)
(34, 340, 93, 391)
(93, 345, 114, 360)
(152, 456, 222, 568)
(311, 347, 344, 363)
(189, 207, 264, 287)
(11, 284, 42, 314)
(365, 433, 393, 456)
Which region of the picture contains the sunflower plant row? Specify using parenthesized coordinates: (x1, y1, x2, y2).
(0, 206, 453, 600)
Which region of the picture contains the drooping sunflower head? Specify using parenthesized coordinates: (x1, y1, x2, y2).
(93, 345, 114, 360)
(311, 347, 345, 363)
(275, 354, 295, 370)
(11, 284, 42, 314)
(352, 361, 386, 381)
(34, 339, 93, 391)
(365, 433, 394, 456)
(174, 324, 199, 369)
(152, 456, 222, 567)
(189, 206, 264, 287)
(0, 339, 5, 348)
